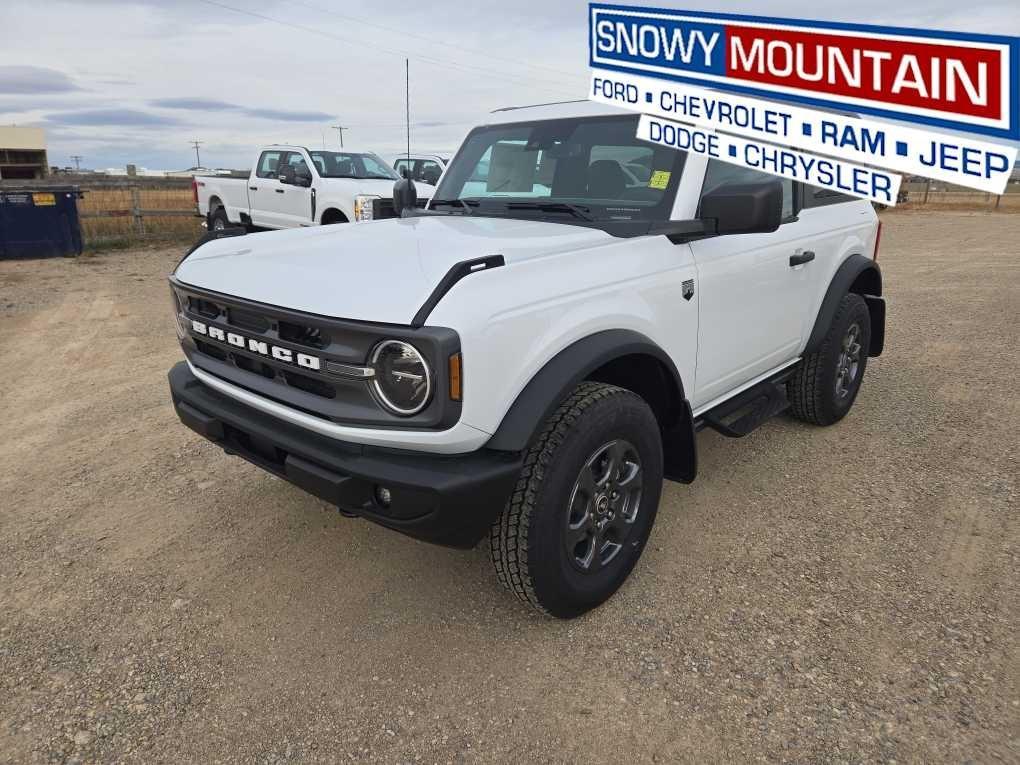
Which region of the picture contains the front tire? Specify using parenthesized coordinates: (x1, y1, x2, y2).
(489, 382, 663, 619)
(788, 292, 871, 426)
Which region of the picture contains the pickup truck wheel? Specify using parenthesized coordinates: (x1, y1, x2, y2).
(788, 292, 871, 426)
(208, 208, 229, 232)
(489, 382, 663, 618)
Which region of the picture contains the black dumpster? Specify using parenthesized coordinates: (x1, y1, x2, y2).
(0, 186, 84, 259)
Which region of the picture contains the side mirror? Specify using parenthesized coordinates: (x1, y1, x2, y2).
(295, 170, 312, 188)
(700, 180, 782, 236)
(278, 165, 296, 185)
(392, 175, 418, 217)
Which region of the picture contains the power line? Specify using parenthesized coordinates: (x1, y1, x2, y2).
(190, 140, 203, 167)
(195, 0, 582, 98)
(282, 0, 583, 81)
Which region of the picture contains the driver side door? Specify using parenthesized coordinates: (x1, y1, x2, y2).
(249, 150, 287, 229)
(275, 151, 315, 227)
(689, 161, 814, 408)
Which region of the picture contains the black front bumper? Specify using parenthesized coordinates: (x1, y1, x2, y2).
(168, 362, 521, 549)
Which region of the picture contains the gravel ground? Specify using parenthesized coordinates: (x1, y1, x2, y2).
(0, 212, 1017, 763)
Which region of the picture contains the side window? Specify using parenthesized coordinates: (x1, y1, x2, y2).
(700, 160, 794, 221)
(284, 152, 311, 177)
(393, 158, 412, 177)
(803, 185, 856, 209)
(256, 151, 283, 179)
(419, 160, 443, 185)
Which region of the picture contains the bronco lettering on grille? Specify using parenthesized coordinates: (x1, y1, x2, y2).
(190, 319, 322, 371)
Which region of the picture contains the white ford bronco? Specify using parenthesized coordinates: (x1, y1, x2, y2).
(169, 100, 884, 618)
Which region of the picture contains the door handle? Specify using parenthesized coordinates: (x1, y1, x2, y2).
(249, 186, 258, 191)
(790, 251, 816, 267)
(275, 189, 285, 194)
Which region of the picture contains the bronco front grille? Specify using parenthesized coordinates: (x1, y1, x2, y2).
(169, 276, 462, 430)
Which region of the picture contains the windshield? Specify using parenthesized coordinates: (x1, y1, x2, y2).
(308, 151, 399, 180)
(432, 114, 685, 227)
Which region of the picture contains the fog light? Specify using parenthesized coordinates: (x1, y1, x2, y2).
(375, 486, 392, 508)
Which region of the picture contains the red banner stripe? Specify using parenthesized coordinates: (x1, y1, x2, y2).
(724, 24, 1002, 120)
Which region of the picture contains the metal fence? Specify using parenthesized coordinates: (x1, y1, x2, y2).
(899, 180, 1020, 211)
(0, 176, 202, 248)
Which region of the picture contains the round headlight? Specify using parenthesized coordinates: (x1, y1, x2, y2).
(370, 340, 432, 416)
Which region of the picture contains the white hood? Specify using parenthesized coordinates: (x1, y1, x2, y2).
(174, 216, 614, 324)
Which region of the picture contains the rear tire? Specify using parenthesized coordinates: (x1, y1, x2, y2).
(489, 382, 663, 619)
(208, 207, 230, 232)
(788, 292, 871, 426)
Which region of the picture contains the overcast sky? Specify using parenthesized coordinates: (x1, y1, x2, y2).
(2, 0, 1018, 171)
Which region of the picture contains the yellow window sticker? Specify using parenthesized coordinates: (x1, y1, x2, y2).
(32, 193, 56, 206)
(648, 171, 671, 190)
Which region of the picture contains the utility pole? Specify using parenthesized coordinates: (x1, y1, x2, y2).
(190, 140, 203, 168)
(330, 124, 348, 149)
(405, 58, 410, 162)
(70, 155, 82, 172)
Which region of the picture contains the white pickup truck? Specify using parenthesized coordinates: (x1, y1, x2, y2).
(170, 101, 884, 618)
(193, 145, 435, 230)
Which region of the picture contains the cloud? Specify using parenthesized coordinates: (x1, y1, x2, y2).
(245, 107, 335, 122)
(152, 98, 332, 122)
(48, 108, 180, 127)
(0, 66, 81, 94)
(152, 97, 241, 112)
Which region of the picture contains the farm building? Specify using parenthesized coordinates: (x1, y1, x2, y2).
(0, 126, 48, 179)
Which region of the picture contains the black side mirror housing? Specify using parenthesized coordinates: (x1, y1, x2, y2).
(393, 175, 418, 217)
(278, 165, 296, 185)
(700, 180, 783, 236)
(295, 170, 312, 188)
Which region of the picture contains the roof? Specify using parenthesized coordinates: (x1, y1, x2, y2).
(264, 144, 379, 155)
(0, 126, 46, 151)
(485, 92, 860, 126)
(484, 99, 628, 125)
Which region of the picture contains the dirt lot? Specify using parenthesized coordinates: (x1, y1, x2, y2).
(1, 212, 1017, 763)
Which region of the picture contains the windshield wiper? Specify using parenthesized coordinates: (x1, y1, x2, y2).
(429, 198, 478, 215)
(503, 201, 596, 222)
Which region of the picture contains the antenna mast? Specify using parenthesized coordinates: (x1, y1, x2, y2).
(405, 58, 411, 161)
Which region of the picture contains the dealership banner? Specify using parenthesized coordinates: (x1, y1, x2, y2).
(588, 4, 1020, 205)
(589, 4, 1019, 140)
(591, 72, 1018, 195)
(637, 114, 902, 205)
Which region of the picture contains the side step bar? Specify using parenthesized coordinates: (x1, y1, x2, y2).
(697, 374, 793, 438)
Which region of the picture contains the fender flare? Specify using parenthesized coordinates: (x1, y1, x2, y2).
(318, 203, 352, 224)
(486, 329, 688, 450)
(805, 254, 884, 357)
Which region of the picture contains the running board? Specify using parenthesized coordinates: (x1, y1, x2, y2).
(698, 379, 791, 438)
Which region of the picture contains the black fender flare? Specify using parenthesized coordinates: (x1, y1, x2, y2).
(805, 254, 885, 357)
(175, 226, 247, 269)
(486, 329, 697, 482)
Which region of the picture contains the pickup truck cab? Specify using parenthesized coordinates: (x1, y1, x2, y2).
(169, 101, 884, 618)
(194, 145, 435, 230)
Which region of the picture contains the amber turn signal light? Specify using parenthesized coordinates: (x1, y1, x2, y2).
(448, 353, 462, 401)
